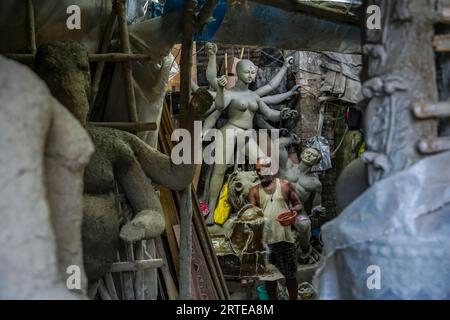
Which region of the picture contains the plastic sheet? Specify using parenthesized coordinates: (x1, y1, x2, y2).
(315, 151, 450, 299)
(0, 0, 172, 148)
(306, 136, 332, 172)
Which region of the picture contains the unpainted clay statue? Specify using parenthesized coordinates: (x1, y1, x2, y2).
(296, 147, 326, 215)
(200, 43, 301, 134)
(34, 41, 196, 283)
(0, 56, 94, 299)
(205, 51, 299, 224)
(277, 142, 324, 264)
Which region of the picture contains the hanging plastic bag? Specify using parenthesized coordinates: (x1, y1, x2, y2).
(214, 183, 231, 225)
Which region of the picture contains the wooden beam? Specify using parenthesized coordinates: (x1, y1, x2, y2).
(249, 0, 361, 26)
(414, 101, 450, 118)
(177, 0, 197, 301)
(110, 258, 163, 272)
(88, 121, 157, 132)
(3, 53, 152, 64)
(89, 53, 152, 62)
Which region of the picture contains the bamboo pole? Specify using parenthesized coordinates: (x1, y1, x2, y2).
(115, 0, 138, 123)
(110, 258, 163, 272)
(89, 10, 118, 108)
(26, 0, 36, 54)
(89, 53, 152, 62)
(177, 0, 197, 301)
(88, 121, 157, 132)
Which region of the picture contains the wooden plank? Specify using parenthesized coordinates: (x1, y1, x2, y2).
(192, 190, 230, 299)
(159, 187, 181, 276)
(155, 237, 179, 300)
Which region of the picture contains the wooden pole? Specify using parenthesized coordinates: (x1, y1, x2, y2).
(26, 0, 36, 54)
(89, 53, 152, 62)
(115, 0, 139, 123)
(179, 186, 193, 300)
(177, 0, 197, 301)
(89, 10, 117, 108)
(88, 121, 157, 132)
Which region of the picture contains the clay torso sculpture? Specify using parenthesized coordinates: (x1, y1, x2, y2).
(34, 41, 196, 284)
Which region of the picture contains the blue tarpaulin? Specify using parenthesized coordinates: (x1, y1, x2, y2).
(162, 0, 228, 41)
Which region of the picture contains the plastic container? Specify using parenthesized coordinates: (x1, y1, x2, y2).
(257, 284, 269, 300)
(276, 210, 298, 226)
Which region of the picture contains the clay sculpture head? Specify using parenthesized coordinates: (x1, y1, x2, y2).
(35, 41, 91, 126)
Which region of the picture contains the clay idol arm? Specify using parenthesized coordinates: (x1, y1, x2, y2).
(261, 84, 300, 104)
(129, 135, 195, 191)
(258, 100, 282, 121)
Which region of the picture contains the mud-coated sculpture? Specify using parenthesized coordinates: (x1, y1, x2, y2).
(295, 148, 326, 215)
(0, 56, 94, 299)
(205, 56, 298, 224)
(34, 41, 195, 283)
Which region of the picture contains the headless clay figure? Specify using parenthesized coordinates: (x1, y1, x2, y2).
(34, 41, 196, 283)
(200, 44, 299, 225)
(0, 56, 94, 298)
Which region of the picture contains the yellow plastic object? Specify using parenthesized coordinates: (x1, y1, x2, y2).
(214, 183, 231, 225)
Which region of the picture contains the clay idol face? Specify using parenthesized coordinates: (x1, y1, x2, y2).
(236, 60, 257, 84)
(301, 148, 322, 166)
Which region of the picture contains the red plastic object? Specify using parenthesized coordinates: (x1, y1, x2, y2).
(276, 210, 298, 226)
